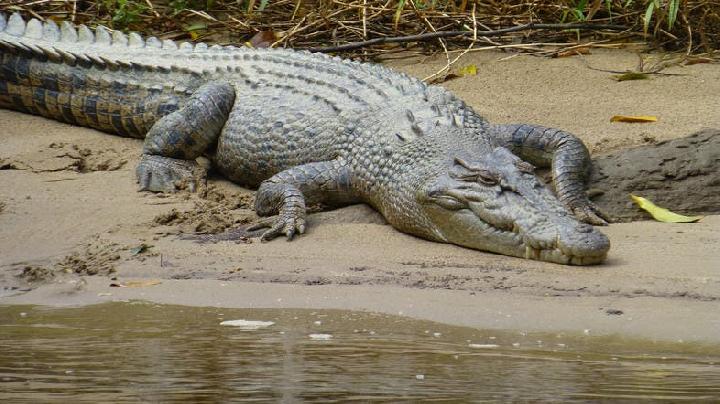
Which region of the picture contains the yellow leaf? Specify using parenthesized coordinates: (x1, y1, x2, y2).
(189, 31, 199, 41)
(610, 115, 658, 123)
(458, 64, 478, 76)
(612, 72, 650, 81)
(630, 195, 703, 223)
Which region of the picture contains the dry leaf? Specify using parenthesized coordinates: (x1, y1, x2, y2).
(683, 57, 712, 65)
(249, 31, 278, 48)
(610, 115, 658, 123)
(555, 48, 591, 58)
(110, 280, 162, 288)
(630, 195, 703, 223)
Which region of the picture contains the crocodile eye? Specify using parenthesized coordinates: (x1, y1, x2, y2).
(515, 160, 536, 174)
(433, 195, 465, 210)
(476, 169, 499, 186)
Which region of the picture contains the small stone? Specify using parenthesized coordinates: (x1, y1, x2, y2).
(469, 344, 499, 349)
(309, 333, 332, 340)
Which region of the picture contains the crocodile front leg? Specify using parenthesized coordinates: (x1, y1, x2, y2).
(493, 123, 609, 225)
(136, 82, 235, 193)
(251, 160, 358, 241)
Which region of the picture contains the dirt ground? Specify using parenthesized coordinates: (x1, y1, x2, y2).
(1, 49, 719, 342)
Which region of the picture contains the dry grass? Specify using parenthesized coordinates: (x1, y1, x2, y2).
(1, 0, 718, 59)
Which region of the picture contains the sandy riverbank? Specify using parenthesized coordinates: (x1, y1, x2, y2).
(1, 49, 718, 342)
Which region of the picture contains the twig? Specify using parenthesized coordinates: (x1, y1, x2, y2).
(307, 22, 629, 53)
(423, 2, 478, 83)
(144, 0, 160, 19)
(577, 53, 688, 76)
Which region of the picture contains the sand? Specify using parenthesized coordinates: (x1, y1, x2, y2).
(1, 49, 719, 342)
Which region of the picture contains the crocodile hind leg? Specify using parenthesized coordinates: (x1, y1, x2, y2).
(249, 160, 358, 241)
(136, 82, 235, 193)
(493, 123, 609, 225)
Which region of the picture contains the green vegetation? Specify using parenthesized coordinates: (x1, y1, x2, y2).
(1, 1, 717, 55)
(102, 0, 147, 28)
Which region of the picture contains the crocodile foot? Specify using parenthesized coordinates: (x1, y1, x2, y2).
(247, 209, 306, 242)
(136, 154, 206, 193)
(569, 200, 610, 226)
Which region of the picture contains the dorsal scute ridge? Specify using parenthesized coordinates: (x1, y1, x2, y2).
(42, 20, 60, 41)
(6, 12, 25, 36)
(95, 25, 111, 44)
(77, 25, 94, 43)
(146, 36, 162, 48)
(0, 13, 177, 56)
(2, 10, 427, 99)
(60, 21, 77, 42)
(128, 32, 144, 48)
(25, 18, 43, 39)
(112, 30, 128, 46)
(36, 44, 61, 61)
(162, 39, 177, 50)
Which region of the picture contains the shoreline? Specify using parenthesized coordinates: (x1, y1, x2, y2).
(5, 277, 720, 344)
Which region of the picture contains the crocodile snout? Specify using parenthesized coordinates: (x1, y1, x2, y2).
(557, 222, 611, 261)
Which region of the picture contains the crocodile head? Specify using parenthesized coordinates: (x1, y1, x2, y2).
(415, 147, 610, 265)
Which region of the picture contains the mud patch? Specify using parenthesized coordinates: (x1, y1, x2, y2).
(203, 183, 254, 209)
(16, 265, 56, 283)
(153, 184, 255, 234)
(57, 240, 123, 276)
(0, 142, 128, 173)
(589, 129, 720, 221)
(590, 132, 658, 154)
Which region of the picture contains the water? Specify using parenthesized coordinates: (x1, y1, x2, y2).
(0, 302, 718, 402)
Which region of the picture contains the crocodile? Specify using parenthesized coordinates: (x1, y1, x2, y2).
(0, 12, 610, 265)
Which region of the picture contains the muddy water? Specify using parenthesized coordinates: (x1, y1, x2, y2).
(0, 302, 718, 402)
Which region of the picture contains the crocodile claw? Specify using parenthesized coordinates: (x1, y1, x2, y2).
(570, 200, 610, 226)
(248, 210, 306, 242)
(136, 154, 206, 193)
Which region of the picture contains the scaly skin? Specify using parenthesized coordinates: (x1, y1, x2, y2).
(0, 12, 610, 265)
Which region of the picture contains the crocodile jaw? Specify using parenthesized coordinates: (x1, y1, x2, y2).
(424, 206, 609, 265)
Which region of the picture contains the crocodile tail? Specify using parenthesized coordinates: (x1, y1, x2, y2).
(0, 11, 235, 69)
(0, 12, 198, 138)
(1, 12, 162, 73)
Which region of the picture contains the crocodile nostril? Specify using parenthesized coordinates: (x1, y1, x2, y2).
(576, 224, 593, 233)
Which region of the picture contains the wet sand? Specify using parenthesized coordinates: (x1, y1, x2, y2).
(1, 49, 719, 342)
